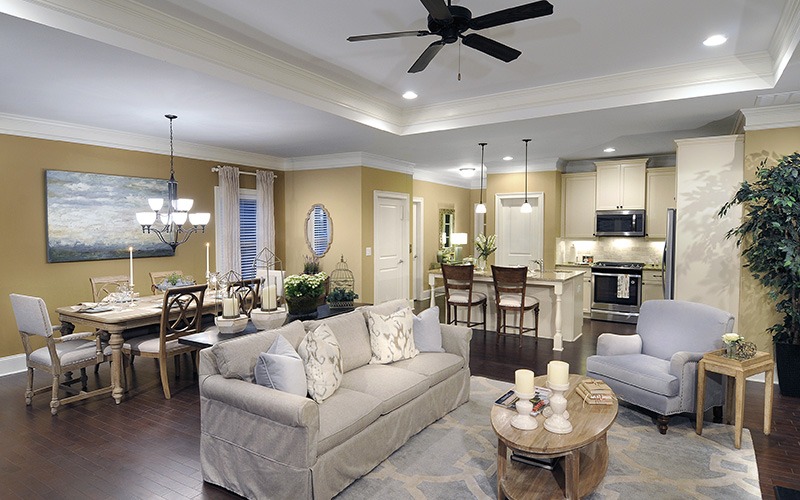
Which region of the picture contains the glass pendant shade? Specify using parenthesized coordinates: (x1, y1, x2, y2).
(175, 198, 194, 212)
(475, 203, 487, 214)
(172, 211, 188, 225)
(189, 212, 211, 225)
(520, 201, 533, 213)
(136, 211, 157, 225)
(148, 198, 164, 211)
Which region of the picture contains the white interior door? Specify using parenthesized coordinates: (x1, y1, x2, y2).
(495, 193, 544, 267)
(412, 197, 424, 300)
(374, 191, 410, 304)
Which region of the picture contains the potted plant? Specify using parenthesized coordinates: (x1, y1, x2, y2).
(475, 234, 497, 272)
(327, 287, 358, 309)
(719, 152, 800, 396)
(303, 255, 320, 274)
(284, 272, 328, 319)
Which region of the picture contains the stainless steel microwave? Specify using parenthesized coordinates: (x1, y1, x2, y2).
(595, 209, 646, 237)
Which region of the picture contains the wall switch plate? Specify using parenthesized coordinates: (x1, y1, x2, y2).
(365, 247, 372, 256)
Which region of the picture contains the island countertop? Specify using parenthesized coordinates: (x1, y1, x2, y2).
(430, 269, 585, 283)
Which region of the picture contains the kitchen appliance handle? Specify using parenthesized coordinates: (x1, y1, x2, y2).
(592, 272, 641, 278)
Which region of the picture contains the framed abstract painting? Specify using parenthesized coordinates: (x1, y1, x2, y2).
(46, 170, 175, 262)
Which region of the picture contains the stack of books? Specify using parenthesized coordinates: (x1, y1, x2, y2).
(494, 387, 552, 416)
(575, 379, 615, 405)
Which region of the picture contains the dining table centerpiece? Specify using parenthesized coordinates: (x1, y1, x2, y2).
(284, 271, 328, 319)
(475, 233, 497, 272)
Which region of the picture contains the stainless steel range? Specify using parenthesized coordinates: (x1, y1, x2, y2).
(590, 261, 644, 324)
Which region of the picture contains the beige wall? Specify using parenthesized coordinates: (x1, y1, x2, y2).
(739, 126, 800, 351)
(0, 134, 283, 358)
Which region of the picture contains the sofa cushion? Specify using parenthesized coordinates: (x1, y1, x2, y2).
(253, 335, 307, 397)
(585, 353, 679, 397)
(211, 321, 306, 383)
(366, 308, 419, 364)
(298, 323, 343, 403)
(358, 298, 408, 318)
(304, 310, 371, 373)
(340, 364, 428, 414)
(413, 306, 444, 353)
(391, 352, 464, 387)
(317, 388, 383, 455)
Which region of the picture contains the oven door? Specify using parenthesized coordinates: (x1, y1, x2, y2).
(591, 272, 642, 312)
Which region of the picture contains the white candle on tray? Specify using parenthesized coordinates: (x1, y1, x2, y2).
(128, 246, 134, 287)
(515, 369, 535, 394)
(205, 242, 210, 278)
(548, 360, 570, 386)
(222, 297, 237, 318)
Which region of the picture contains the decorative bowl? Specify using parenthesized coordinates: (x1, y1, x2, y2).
(250, 308, 287, 330)
(214, 315, 248, 334)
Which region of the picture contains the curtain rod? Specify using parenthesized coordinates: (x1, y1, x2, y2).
(211, 166, 277, 178)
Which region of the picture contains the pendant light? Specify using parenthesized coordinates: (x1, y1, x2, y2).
(520, 139, 533, 213)
(475, 142, 487, 214)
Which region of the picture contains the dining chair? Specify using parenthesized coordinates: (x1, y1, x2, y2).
(122, 284, 207, 399)
(89, 275, 130, 302)
(491, 265, 540, 348)
(226, 278, 261, 317)
(149, 270, 184, 294)
(10, 293, 112, 414)
(441, 264, 487, 334)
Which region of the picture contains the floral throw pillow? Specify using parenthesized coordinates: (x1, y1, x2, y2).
(297, 323, 343, 403)
(366, 307, 419, 364)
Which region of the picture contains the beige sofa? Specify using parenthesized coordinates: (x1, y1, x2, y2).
(198, 299, 472, 499)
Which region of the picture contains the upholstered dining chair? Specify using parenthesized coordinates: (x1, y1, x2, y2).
(441, 264, 487, 334)
(122, 284, 207, 399)
(149, 270, 184, 294)
(586, 299, 734, 434)
(10, 293, 112, 414)
(226, 278, 261, 317)
(490, 265, 540, 348)
(89, 275, 130, 303)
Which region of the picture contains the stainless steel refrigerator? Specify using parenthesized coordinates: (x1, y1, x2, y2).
(662, 208, 676, 299)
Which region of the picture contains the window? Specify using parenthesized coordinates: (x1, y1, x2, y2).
(214, 188, 257, 279)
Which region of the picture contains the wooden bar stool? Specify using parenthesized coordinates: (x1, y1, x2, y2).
(441, 264, 487, 334)
(491, 265, 539, 348)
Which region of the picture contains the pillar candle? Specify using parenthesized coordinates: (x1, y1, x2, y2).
(548, 360, 570, 385)
(205, 242, 210, 278)
(222, 297, 238, 318)
(128, 247, 134, 287)
(515, 369, 535, 394)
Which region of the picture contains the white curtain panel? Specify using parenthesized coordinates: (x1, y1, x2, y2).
(256, 170, 276, 269)
(218, 165, 241, 274)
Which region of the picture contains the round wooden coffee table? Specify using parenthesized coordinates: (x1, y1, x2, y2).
(491, 374, 618, 499)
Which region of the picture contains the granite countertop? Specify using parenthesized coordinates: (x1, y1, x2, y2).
(555, 262, 664, 271)
(430, 269, 584, 282)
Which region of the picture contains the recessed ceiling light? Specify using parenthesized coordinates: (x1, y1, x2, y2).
(459, 167, 476, 178)
(604, 147, 616, 153)
(402, 91, 418, 100)
(703, 34, 727, 47)
(503, 156, 513, 161)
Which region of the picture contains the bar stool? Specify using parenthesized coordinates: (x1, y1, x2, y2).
(441, 264, 487, 333)
(491, 265, 539, 348)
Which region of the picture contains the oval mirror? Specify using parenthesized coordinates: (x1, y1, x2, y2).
(305, 204, 333, 257)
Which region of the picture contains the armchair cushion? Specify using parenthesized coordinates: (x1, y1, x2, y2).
(596, 333, 642, 356)
(586, 354, 679, 396)
(30, 341, 100, 367)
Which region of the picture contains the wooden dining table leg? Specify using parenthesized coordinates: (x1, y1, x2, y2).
(108, 330, 124, 404)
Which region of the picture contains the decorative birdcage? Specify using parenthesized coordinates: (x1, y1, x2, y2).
(328, 255, 357, 308)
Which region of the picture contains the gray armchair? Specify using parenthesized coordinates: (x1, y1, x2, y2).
(586, 299, 735, 433)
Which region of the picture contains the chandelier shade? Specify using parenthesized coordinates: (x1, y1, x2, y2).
(136, 114, 210, 250)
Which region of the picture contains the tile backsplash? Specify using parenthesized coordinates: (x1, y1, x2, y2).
(557, 238, 665, 266)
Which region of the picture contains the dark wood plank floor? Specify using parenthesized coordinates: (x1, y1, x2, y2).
(0, 319, 797, 499)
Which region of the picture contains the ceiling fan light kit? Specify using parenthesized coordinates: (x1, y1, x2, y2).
(348, 0, 554, 73)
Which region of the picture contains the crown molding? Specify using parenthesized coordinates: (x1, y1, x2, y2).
(674, 134, 744, 147)
(740, 102, 800, 130)
(769, 0, 800, 77)
(287, 152, 415, 175)
(0, 113, 285, 169)
(412, 169, 473, 189)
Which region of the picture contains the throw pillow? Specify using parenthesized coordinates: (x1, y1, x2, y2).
(413, 306, 445, 352)
(297, 323, 343, 403)
(253, 334, 307, 397)
(366, 307, 419, 364)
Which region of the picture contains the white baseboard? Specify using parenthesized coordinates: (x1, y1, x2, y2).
(0, 354, 27, 377)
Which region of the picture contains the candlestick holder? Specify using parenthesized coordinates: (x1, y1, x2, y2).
(544, 381, 572, 434)
(510, 391, 538, 430)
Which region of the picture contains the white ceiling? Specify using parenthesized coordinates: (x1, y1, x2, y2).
(1, 0, 799, 185)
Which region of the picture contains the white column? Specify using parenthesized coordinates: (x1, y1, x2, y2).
(552, 282, 564, 351)
(428, 273, 437, 309)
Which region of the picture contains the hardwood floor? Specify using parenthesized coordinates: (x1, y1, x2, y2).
(0, 319, 797, 499)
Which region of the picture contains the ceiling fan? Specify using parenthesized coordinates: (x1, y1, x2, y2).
(347, 0, 554, 73)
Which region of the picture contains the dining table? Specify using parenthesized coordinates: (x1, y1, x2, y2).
(56, 293, 221, 404)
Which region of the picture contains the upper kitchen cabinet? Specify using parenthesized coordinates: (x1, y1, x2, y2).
(645, 167, 676, 238)
(594, 158, 647, 210)
(562, 173, 596, 238)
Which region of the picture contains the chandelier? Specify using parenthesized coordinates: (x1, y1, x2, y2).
(136, 114, 210, 250)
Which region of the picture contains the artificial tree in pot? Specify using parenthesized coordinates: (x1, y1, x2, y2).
(719, 151, 800, 396)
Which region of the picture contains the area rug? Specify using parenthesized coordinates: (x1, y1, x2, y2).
(336, 376, 761, 499)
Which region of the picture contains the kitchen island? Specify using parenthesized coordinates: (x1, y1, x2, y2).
(429, 269, 585, 351)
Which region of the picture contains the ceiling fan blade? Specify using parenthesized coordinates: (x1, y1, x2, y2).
(419, 0, 453, 22)
(461, 33, 521, 62)
(347, 30, 431, 42)
(469, 0, 554, 30)
(408, 40, 446, 73)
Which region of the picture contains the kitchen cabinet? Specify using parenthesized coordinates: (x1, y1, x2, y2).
(595, 158, 647, 210)
(556, 265, 592, 316)
(645, 167, 676, 238)
(642, 269, 664, 303)
(562, 173, 596, 238)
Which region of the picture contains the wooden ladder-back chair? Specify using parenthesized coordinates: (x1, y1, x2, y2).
(122, 284, 207, 399)
(10, 293, 112, 414)
(491, 265, 540, 348)
(441, 264, 487, 333)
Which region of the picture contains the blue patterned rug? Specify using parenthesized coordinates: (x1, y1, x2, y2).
(337, 376, 761, 499)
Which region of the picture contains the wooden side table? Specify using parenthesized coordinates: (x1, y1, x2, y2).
(695, 349, 774, 449)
